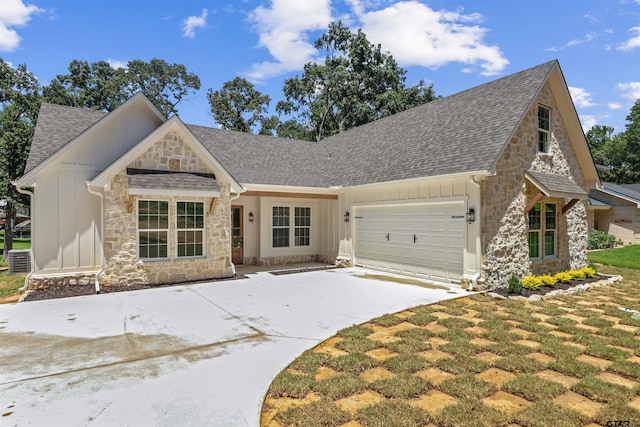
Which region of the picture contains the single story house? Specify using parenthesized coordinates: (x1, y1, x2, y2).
(15, 60, 600, 290)
(588, 182, 640, 244)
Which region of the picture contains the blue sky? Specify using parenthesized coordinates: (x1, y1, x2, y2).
(2, 0, 639, 134)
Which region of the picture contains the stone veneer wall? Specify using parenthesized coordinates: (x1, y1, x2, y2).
(100, 131, 234, 286)
(482, 83, 588, 289)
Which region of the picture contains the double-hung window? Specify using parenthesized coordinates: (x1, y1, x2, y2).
(177, 201, 205, 258)
(528, 202, 556, 259)
(538, 105, 550, 153)
(138, 200, 169, 260)
(272, 206, 311, 248)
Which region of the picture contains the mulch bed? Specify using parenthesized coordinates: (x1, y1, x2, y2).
(490, 274, 608, 298)
(22, 274, 247, 302)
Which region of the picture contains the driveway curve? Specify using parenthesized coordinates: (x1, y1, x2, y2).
(0, 267, 468, 426)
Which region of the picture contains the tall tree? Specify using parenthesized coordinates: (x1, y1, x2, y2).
(207, 77, 271, 133)
(276, 21, 437, 141)
(0, 58, 40, 259)
(43, 58, 201, 116)
(622, 99, 640, 182)
(585, 125, 628, 183)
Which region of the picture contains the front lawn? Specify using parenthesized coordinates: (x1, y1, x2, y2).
(587, 244, 640, 270)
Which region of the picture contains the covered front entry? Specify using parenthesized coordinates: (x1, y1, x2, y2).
(354, 202, 465, 282)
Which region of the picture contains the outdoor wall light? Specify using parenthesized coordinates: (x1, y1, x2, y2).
(248, 212, 255, 223)
(344, 211, 350, 223)
(466, 208, 475, 224)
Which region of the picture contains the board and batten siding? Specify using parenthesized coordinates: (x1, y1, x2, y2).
(32, 104, 163, 273)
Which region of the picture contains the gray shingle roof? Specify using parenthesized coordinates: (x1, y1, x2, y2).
(588, 197, 611, 207)
(23, 61, 560, 189)
(526, 170, 587, 197)
(25, 103, 106, 174)
(127, 168, 219, 192)
(601, 181, 640, 203)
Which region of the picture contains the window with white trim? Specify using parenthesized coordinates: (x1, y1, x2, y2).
(294, 207, 311, 246)
(538, 105, 550, 153)
(177, 201, 204, 258)
(138, 200, 169, 260)
(528, 202, 556, 259)
(272, 206, 290, 248)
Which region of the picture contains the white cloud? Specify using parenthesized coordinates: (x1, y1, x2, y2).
(247, 0, 333, 81)
(357, 1, 508, 76)
(568, 86, 595, 108)
(107, 58, 128, 70)
(182, 8, 208, 39)
(608, 102, 622, 110)
(618, 26, 640, 51)
(0, 0, 43, 51)
(580, 115, 598, 132)
(567, 31, 596, 47)
(617, 82, 640, 100)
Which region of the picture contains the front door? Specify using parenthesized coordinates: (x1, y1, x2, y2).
(231, 206, 243, 265)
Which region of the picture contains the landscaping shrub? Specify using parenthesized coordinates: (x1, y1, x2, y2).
(568, 269, 585, 280)
(555, 272, 573, 284)
(539, 274, 557, 287)
(522, 276, 543, 290)
(579, 266, 597, 278)
(587, 229, 617, 250)
(508, 274, 522, 295)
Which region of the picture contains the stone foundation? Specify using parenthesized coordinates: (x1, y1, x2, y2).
(28, 273, 97, 290)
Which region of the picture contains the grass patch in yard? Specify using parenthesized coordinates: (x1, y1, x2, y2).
(371, 374, 430, 399)
(384, 338, 431, 354)
(335, 337, 380, 354)
(587, 244, 640, 269)
(337, 325, 373, 339)
(276, 400, 350, 427)
(494, 355, 545, 374)
(546, 316, 577, 327)
(489, 341, 531, 357)
(0, 271, 26, 298)
(571, 376, 635, 404)
(313, 374, 367, 400)
(436, 398, 508, 427)
(437, 374, 497, 399)
(502, 374, 566, 401)
(405, 312, 437, 326)
(549, 356, 601, 378)
(434, 305, 468, 316)
(439, 328, 475, 342)
(268, 371, 315, 398)
(394, 328, 434, 341)
(435, 356, 488, 375)
(436, 317, 475, 329)
(290, 350, 331, 375)
(514, 400, 586, 427)
(382, 354, 431, 374)
(584, 343, 631, 361)
(438, 341, 482, 358)
(325, 353, 378, 374)
(594, 402, 640, 427)
(356, 401, 431, 427)
(582, 317, 615, 328)
(607, 360, 640, 381)
(369, 313, 404, 327)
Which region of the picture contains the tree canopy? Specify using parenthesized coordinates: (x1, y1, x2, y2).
(276, 21, 437, 141)
(0, 58, 40, 259)
(207, 77, 271, 133)
(43, 58, 201, 117)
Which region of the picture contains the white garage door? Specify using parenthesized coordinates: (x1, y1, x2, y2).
(354, 202, 465, 282)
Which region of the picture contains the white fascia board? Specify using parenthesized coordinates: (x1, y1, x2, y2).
(16, 93, 166, 187)
(341, 170, 491, 191)
(128, 188, 220, 197)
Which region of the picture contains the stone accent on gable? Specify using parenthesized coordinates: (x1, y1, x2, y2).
(482, 82, 588, 289)
(100, 131, 234, 287)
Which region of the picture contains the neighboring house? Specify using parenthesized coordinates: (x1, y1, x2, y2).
(0, 199, 30, 229)
(15, 60, 600, 290)
(588, 182, 640, 244)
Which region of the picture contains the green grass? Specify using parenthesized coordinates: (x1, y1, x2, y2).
(0, 271, 26, 298)
(588, 244, 640, 270)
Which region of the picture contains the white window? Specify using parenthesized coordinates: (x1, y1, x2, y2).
(138, 200, 169, 260)
(177, 201, 205, 258)
(528, 202, 556, 259)
(538, 105, 550, 153)
(272, 205, 311, 248)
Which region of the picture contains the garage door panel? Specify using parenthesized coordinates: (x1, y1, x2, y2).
(354, 202, 465, 282)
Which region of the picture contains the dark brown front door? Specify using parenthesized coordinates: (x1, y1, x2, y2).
(231, 206, 243, 265)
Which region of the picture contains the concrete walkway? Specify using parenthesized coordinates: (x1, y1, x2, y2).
(0, 267, 468, 426)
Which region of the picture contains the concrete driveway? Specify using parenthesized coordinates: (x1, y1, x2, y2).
(0, 267, 468, 426)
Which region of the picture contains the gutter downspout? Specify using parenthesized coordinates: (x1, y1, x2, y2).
(469, 175, 484, 291)
(85, 182, 104, 294)
(12, 182, 34, 291)
(228, 189, 243, 276)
